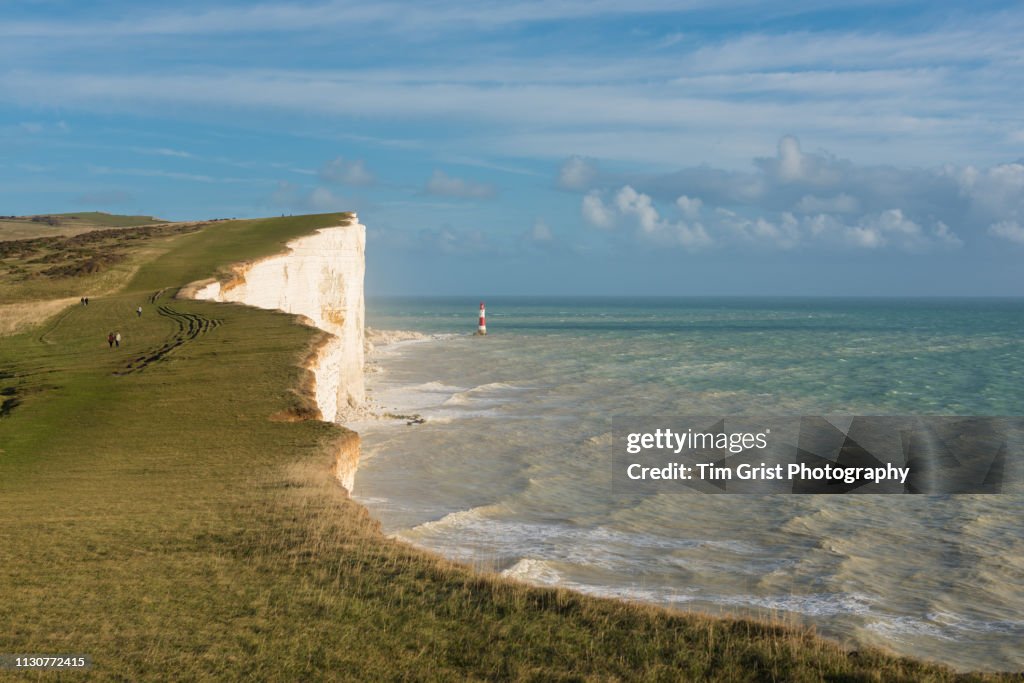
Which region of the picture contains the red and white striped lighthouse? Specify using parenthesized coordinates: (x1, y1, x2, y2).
(477, 302, 487, 335)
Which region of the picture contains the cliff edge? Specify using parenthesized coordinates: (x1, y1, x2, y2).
(186, 214, 365, 490)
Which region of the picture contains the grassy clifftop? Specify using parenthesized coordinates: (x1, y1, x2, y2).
(0, 212, 168, 242)
(0, 214, 1015, 680)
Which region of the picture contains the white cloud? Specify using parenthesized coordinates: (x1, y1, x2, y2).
(586, 184, 963, 251)
(581, 191, 615, 229)
(846, 225, 884, 249)
(933, 221, 963, 248)
(777, 135, 805, 182)
(843, 209, 922, 249)
(802, 209, 961, 251)
(426, 170, 495, 198)
(675, 195, 702, 219)
(615, 186, 661, 234)
(132, 146, 193, 158)
(988, 220, 1024, 244)
(715, 210, 800, 249)
(1, 63, 1017, 170)
(320, 157, 375, 186)
(946, 162, 1024, 217)
(754, 213, 800, 249)
(558, 156, 598, 189)
(585, 185, 711, 248)
(757, 135, 842, 186)
(3, 7, 1024, 172)
(623, 136, 1020, 249)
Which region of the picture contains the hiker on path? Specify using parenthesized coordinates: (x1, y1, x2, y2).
(136, 306, 143, 317)
(107, 332, 115, 348)
(115, 332, 121, 348)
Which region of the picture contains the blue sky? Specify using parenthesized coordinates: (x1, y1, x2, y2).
(2, 1, 1023, 296)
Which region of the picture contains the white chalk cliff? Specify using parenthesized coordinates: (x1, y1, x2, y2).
(188, 215, 365, 490)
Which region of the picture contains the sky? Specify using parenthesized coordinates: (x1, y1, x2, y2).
(2, 0, 1023, 296)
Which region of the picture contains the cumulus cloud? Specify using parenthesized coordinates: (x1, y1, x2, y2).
(748, 135, 844, 187)
(758, 209, 962, 250)
(583, 186, 711, 249)
(945, 162, 1024, 219)
(933, 221, 963, 248)
(558, 155, 598, 190)
(715, 209, 801, 249)
(320, 157, 374, 186)
(582, 191, 615, 229)
(675, 195, 702, 219)
(426, 170, 495, 198)
(615, 186, 661, 234)
(584, 181, 965, 251)
(590, 135, 1024, 250)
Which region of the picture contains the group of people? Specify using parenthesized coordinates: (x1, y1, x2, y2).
(97, 303, 145, 350)
(79, 296, 90, 306)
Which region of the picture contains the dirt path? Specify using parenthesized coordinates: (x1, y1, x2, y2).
(116, 299, 221, 375)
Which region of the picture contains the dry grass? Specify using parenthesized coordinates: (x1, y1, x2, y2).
(0, 221, 207, 304)
(0, 297, 79, 337)
(0, 212, 166, 241)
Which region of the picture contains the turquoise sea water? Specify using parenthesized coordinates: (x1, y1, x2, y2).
(351, 298, 1024, 672)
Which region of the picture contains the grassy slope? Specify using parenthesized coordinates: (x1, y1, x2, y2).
(0, 213, 166, 242)
(49, 212, 167, 227)
(0, 222, 207, 305)
(0, 214, 1016, 681)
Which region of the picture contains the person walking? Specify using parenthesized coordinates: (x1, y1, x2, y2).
(107, 332, 115, 349)
(115, 332, 121, 348)
(136, 306, 143, 317)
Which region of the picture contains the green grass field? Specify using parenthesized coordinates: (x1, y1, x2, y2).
(0, 214, 1017, 681)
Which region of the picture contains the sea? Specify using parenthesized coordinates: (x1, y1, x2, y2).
(347, 297, 1024, 672)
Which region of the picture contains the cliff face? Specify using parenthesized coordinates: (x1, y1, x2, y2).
(192, 217, 366, 420)
(188, 216, 365, 491)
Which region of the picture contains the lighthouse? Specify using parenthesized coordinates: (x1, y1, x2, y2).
(476, 302, 487, 335)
